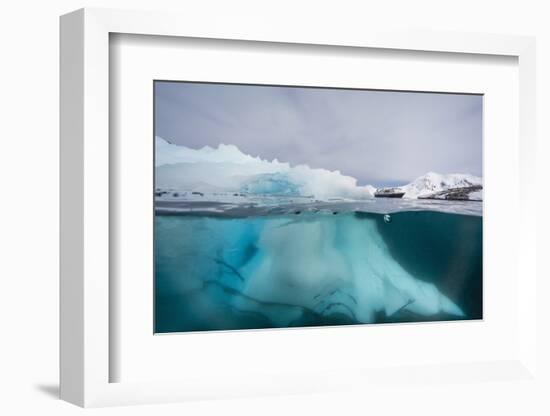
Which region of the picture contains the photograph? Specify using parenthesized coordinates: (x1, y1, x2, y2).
(153, 81, 483, 333)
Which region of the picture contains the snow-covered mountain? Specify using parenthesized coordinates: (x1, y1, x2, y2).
(400, 172, 483, 199)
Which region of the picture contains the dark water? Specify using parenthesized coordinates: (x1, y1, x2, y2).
(155, 209, 482, 333)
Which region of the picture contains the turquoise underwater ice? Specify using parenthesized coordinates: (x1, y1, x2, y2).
(155, 210, 482, 333)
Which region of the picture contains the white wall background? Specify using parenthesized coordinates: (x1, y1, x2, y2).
(0, 0, 548, 415)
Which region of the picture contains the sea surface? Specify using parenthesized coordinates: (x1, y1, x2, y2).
(154, 199, 482, 333)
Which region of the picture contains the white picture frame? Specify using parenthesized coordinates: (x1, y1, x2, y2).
(60, 7, 538, 407)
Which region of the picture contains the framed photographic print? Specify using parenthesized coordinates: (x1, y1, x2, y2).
(60, 8, 538, 408)
(153, 81, 483, 334)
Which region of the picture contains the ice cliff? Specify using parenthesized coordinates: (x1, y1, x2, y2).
(156, 136, 375, 200)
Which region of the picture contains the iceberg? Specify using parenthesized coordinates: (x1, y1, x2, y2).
(154, 209, 480, 333)
(237, 213, 465, 323)
(154, 138, 482, 333)
(155, 136, 375, 201)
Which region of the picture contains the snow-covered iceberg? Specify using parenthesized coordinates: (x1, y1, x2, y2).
(155, 136, 375, 201)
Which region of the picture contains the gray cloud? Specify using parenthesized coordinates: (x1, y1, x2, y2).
(155, 81, 482, 187)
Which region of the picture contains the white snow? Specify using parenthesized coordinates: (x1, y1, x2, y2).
(156, 136, 269, 166)
(400, 171, 482, 199)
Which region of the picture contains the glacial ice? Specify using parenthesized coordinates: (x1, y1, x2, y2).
(240, 172, 301, 196)
(237, 214, 465, 322)
(155, 136, 375, 201)
(155, 212, 468, 331)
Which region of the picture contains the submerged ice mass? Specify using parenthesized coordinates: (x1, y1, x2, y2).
(155, 210, 481, 333)
(236, 214, 465, 323)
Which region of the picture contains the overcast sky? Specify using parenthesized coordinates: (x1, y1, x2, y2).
(155, 81, 482, 187)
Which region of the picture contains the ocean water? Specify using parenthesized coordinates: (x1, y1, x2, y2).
(154, 201, 482, 333)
